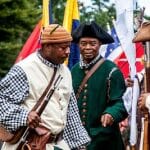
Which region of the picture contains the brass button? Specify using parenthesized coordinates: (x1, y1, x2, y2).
(82, 102, 87, 106)
(82, 109, 86, 113)
(84, 84, 88, 87)
(83, 96, 87, 99)
(82, 121, 86, 125)
(82, 115, 86, 118)
(84, 89, 87, 93)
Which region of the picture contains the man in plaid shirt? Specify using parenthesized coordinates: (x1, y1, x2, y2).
(0, 24, 90, 150)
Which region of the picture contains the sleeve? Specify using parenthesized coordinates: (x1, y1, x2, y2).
(0, 65, 29, 132)
(103, 68, 128, 123)
(63, 91, 91, 149)
(145, 95, 150, 113)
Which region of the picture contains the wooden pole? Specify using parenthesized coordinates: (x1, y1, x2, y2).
(131, 145, 136, 150)
(143, 42, 150, 150)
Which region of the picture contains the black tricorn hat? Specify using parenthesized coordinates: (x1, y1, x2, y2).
(72, 21, 114, 44)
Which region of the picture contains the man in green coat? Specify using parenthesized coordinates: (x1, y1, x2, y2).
(71, 21, 128, 150)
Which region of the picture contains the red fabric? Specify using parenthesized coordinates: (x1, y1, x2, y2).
(15, 21, 42, 63)
(116, 42, 144, 78)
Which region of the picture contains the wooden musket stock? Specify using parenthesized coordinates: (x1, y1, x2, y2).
(16, 75, 62, 150)
(143, 42, 150, 150)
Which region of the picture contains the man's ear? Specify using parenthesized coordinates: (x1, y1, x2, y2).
(99, 41, 102, 45)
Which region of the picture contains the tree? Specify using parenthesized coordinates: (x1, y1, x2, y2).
(0, 0, 116, 78)
(51, 0, 66, 24)
(79, 0, 115, 29)
(37, 0, 66, 24)
(0, 0, 41, 77)
(40, 0, 116, 28)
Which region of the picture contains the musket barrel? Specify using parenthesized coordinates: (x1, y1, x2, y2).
(16, 74, 62, 150)
(144, 41, 150, 93)
(132, 16, 150, 150)
(145, 42, 150, 62)
(143, 41, 150, 150)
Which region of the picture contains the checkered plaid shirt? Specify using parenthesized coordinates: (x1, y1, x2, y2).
(0, 52, 90, 149)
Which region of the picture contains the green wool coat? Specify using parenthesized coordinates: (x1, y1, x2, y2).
(71, 59, 128, 150)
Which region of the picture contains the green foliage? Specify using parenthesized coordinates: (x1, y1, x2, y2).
(79, 0, 115, 29)
(0, 42, 20, 76)
(0, 0, 41, 77)
(3, 0, 141, 78)
(46, 0, 115, 28)
(145, 16, 150, 20)
(51, 0, 66, 24)
(37, 0, 66, 24)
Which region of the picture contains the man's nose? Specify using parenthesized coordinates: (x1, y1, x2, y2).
(65, 47, 70, 54)
(85, 43, 91, 49)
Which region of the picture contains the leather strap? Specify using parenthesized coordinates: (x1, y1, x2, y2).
(47, 130, 63, 143)
(32, 67, 57, 111)
(76, 58, 105, 100)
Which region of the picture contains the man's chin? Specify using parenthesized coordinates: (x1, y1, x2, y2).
(62, 58, 68, 64)
(84, 56, 94, 61)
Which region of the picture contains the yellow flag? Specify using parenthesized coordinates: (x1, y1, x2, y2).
(63, 0, 80, 33)
(42, 0, 50, 27)
(63, 0, 80, 67)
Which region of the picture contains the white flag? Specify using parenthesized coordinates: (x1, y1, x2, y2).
(115, 0, 136, 78)
(115, 0, 139, 146)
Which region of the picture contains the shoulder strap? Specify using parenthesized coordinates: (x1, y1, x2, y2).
(76, 58, 105, 100)
(32, 67, 57, 111)
(106, 67, 117, 103)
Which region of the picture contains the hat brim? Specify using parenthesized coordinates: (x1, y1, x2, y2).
(72, 21, 114, 44)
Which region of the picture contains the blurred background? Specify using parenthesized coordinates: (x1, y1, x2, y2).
(0, 0, 149, 78)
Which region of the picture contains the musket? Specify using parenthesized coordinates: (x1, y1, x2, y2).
(138, 7, 145, 28)
(133, 24, 150, 150)
(0, 69, 58, 144)
(142, 41, 150, 150)
(139, 117, 145, 150)
(132, 6, 150, 149)
(16, 75, 63, 150)
(130, 7, 145, 150)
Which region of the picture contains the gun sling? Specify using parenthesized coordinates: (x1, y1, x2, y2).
(0, 67, 59, 144)
(76, 58, 105, 100)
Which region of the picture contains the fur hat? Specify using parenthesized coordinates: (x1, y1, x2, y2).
(72, 21, 114, 44)
(41, 24, 72, 44)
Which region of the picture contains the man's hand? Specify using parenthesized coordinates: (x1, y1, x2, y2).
(125, 77, 134, 87)
(119, 118, 128, 133)
(27, 111, 41, 128)
(101, 114, 114, 127)
(138, 93, 150, 111)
